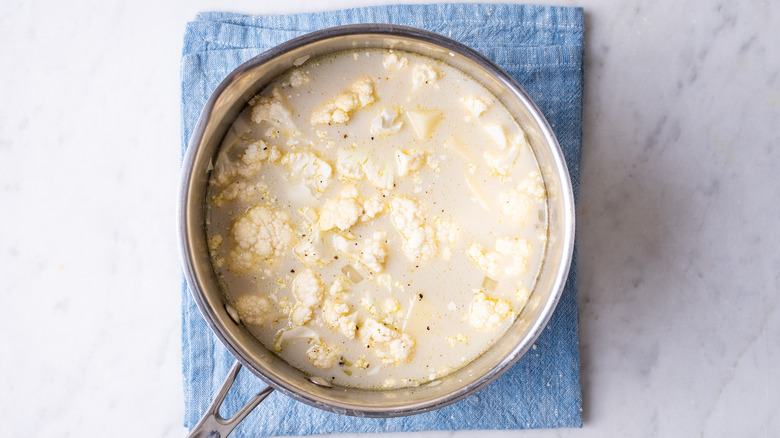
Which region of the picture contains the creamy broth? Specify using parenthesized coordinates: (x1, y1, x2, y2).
(205, 49, 547, 389)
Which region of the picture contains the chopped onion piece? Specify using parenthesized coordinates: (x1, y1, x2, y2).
(341, 264, 364, 283)
(299, 207, 318, 223)
(482, 276, 498, 291)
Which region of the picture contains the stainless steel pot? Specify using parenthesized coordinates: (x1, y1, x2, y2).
(179, 24, 575, 437)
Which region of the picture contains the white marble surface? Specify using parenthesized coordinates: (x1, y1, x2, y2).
(1, 0, 778, 436)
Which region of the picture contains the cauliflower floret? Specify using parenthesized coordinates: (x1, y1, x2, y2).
(361, 296, 404, 330)
(265, 127, 279, 139)
(267, 145, 282, 162)
(384, 336, 415, 363)
(208, 234, 223, 253)
(240, 140, 269, 170)
(229, 205, 294, 272)
(351, 78, 375, 105)
(446, 333, 470, 346)
(354, 356, 369, 369)
(287, 69, 310, 88)
(383, 52, 408, 71)
(250, 88, 294, 126)
(370, 107, 403, 136)
(435, 218, 461, 245)
(395, 149, 426, 177)
(426, 154, 440, 172)
(361, 318, 415, 365)
(484, 145, 520, 177)
(434, 218, 461, 260)
(289, 269, 324, 326)
(359, 231, 388, 272)
(281, 150, 333, 193)
(318, 188, 362, 231)
(383, 298, 401, 313)
(468, 237, 532, 277)
(515, 170, 547, 199)
(333, 230, 388, 273)
(311, 77, 375, 124)
(467, 243, 501, 278)
(461, 96, 489, 118)
(211, 139, 272, 187)
(286, 129, 304, 147)
(292, 269, 323, 307)
(469, 291, 512, 330)
(290, 306, 313, 327)
(390, 196, 438, 262)
(412, 64, 439, 88)
(334, 145, 394, 189)
(306, 339, 340, 369)
(499, 185, 534, 224)
(314, 130, 333, 148)
(361, 296, 380, 317)
(322, 300, 357, 338)
(361, 318, 398, 344)
(329, 276, 350, 297)
(381, 298, 403, 327)
(234, 294, 272, 326)
(335, 145, 368, 181)
(293, 232, 329, 266)
(495, 237, 533, 276)
(362, 159, 395, 190)
(516, 286, 531, 313)
(277, 297, 292, 317)
(211, 181, 268, 207)
(485, 132, 532, 178)
(361, 195, 385, 221)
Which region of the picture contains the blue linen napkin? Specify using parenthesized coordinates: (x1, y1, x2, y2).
(181, 4, 584, 436)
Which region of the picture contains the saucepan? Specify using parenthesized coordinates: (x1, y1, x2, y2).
(179, 24, 575, 437)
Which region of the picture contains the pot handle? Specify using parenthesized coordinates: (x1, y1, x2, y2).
(187, 360, 275, 438)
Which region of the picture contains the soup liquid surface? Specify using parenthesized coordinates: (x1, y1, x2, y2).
(205, 49, 548, 389)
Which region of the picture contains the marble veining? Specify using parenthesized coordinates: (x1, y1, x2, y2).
(1, 0, 778, 437)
